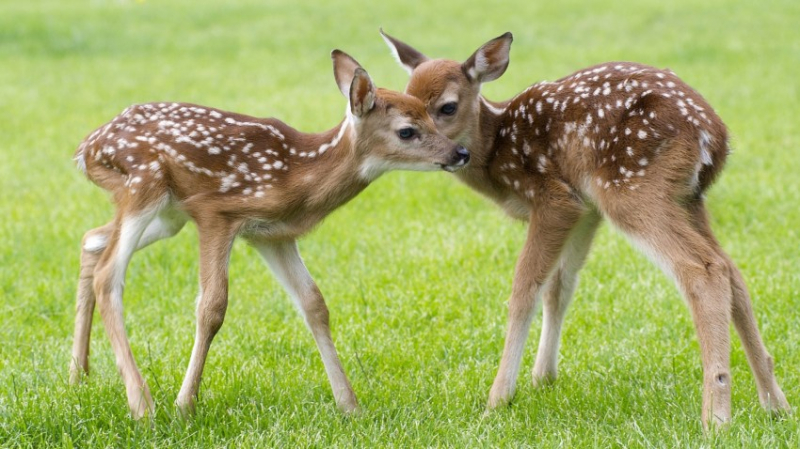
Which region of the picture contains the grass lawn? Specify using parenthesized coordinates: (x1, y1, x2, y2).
(2, 0, 799, 446)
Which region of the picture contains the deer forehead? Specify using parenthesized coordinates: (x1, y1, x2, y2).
(375, 89, 434, 127)
(406, 59, 467, 103)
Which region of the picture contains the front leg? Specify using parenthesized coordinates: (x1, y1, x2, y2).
(532, 210, 601, 386)
(488, 196, 583, 409)
(175, 218, 238, 415)
(254, 239, 359, 413)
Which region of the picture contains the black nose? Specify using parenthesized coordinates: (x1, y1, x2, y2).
(456, 146, 470, 164)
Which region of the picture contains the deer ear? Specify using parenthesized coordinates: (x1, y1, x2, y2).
(462, 32, 513, 83)
(331, 49, 364, 98)
(380, 28, 429, 75)
(349, 68, 376, 117)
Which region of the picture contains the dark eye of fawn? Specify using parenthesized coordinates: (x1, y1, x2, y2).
(397, 128, 415, 140)
(440, 102, 457, 116)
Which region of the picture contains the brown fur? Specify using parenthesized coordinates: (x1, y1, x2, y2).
(381, 30, 790, 428)
(69, 50, 467, 418)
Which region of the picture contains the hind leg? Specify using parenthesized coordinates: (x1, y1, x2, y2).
(604, 198, 733, 428)
(93, 204, 166, 418)
(689, 202, 790, 414)
(70, 209, 187, 384)
(70, 222, 115, 384)
(135, 207, 188, 249)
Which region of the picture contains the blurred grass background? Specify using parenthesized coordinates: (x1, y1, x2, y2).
(1, 0, 798, 446)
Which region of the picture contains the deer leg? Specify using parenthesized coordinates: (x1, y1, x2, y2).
(728, 265, 791, 413)
(70, 210, 187, 385)
(70, 222, 115, 384)
(254, 239, 359, 413)
(134, 208, 187, 249)
(532, 210, 601, 386)
(175, 218, 237, 415)
(93, 205, 163, 419)
(609, 200, 733, 429)
(487, 193, 584, 410)
(689, 202, 790, 414)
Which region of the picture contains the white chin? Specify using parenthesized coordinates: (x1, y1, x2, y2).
(359, 158, 440, 180)
(441, 161, 467, 172)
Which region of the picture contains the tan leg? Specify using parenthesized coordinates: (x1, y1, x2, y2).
(93, 208, 162, 419)
(254, 239, 359, 413)
(487, 192, 584, 409)
(70, 211, 187, 385)
(532, 210, 602, 386)
(690, 202, 790, 414)
(175, 217, 238, 415)
(70, 222, 115, 384)
(607, 200, 733, 429)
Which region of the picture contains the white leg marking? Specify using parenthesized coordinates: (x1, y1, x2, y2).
(135, 207, 188, 250)
(83, 234, 108, 252)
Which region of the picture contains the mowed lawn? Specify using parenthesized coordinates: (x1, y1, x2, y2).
(2, 0, 799, 446)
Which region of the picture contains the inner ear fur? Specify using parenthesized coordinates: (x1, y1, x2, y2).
(462, 32, 513, 83)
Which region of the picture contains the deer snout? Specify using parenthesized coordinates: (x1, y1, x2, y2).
(442, 145, 470, 172)
(456, 146, 470, 164)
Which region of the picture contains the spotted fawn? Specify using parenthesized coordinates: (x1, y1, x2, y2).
(70, 49, 469, 418)
(381, 30, 789, 428)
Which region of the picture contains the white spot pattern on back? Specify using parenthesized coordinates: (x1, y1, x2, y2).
(484, 62, 724, 199)
(79, 103, 300, 197)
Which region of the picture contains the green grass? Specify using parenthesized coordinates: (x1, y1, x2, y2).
(2, 0, 799, 446)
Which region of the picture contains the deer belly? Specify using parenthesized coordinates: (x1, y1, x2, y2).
(240, 219, 299, 240)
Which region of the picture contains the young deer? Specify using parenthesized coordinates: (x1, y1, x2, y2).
(381, 30, 790, 427)
(69, 50, 469, 418)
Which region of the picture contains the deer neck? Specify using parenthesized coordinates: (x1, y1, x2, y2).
(280, 117, 370, 219)
(451, 96, 508, 197)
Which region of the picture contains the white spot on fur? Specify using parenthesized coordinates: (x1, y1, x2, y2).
(537, 155, 548, 173)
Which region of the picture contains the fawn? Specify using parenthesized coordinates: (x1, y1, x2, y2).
(70, 50, 469, 418)
(380, 30, 790, 427)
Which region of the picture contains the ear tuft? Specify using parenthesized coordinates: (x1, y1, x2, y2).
(349, 68, 376, 118)
(462, 32, 513, 83)
(380, 28, 429, 75)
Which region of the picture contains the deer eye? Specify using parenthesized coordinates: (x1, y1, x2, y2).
(440, 102, 458, 116)
(397, 127, 416, 140)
